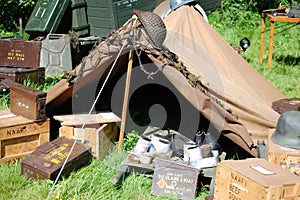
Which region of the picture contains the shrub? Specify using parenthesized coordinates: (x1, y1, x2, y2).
(0, 0, 36, 32)
(119, 130, 140, 152)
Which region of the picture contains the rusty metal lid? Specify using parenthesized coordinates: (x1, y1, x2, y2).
(133, 10, 166, 49)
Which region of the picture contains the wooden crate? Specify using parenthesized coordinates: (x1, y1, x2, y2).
(151, 158, 200, 199)
(21, 136, 91, 180)
(59, 123, 119, 160)
(267, 129, 300, 176)
(0, 110, 49, 163)
(0, 67, 45, 85)
(55, 112, 120, 160)
(214, 158, 300, 200)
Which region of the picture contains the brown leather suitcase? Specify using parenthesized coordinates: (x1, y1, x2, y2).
(21, 136, 91, 180)
(5, 79, 47, 121)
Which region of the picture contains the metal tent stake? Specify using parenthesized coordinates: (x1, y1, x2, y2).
(118, 49, 134, 152)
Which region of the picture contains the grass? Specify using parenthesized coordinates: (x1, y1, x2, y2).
(0, 1, 299, 199)
(208, 3, 300, 98)
(0, 146, 210, 200)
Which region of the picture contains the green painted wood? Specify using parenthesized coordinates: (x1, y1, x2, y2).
(72, 0, 90, 37)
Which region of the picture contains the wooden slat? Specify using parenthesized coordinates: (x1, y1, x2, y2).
(96, 123, 119, 160)
(46, 79, 74, 113)
(0, 118, 49, 140)
(59, 126, 74, 138)
(54, 112, 120, 126)
(0, 152, 32, 163)
(0, 131, 49, 163)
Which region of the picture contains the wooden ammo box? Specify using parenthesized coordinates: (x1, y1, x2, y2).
(272, 98, 300, 114)
(0, 67, 45, 85)
(0, 39, 41, 69)
(55, 112, 120, 160)
(86, 0, 157, 37)
(214, 158, 300, 200)
(8, 80, 46, 121)
(21, 136, 91, 180)
(0, 109, 49, 163)
(151, 158, 200, 200)
(267, 130, 300, 176)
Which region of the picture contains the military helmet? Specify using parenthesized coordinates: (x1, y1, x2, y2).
(133, 10, 166, 49)
(271, 110, 300, 150)
(170, 0, 196, 11)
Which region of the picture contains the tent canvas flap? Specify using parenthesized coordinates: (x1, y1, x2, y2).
(162, 6, 284, 144)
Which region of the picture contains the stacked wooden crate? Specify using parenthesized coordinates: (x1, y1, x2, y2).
(54, 112, 121, 160)
(0, 110, 49, 163)
(0, 39, 50, 162)
(214, 158, 300, 200)
(0, 39, 45, 88)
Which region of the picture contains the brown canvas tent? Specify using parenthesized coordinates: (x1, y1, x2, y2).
(161, 6, 285, 153)
(46, 6, 284, 157)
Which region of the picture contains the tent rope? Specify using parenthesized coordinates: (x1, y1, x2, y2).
(135, 48, 160, 79)
(46, 38, 129, 200)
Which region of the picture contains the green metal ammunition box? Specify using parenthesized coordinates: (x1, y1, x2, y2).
(199, 0, 221, 12)
(86, 0, 157, 37)
(25, 0, 71, 35)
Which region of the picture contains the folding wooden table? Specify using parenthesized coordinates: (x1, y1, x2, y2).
(259, 12, 300, 69)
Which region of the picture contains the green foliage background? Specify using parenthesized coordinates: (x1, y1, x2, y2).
(0, 0, 296, 32)
(0, 0, 35, 33)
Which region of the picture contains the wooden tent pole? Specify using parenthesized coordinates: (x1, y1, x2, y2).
(118, 49, 134, 152)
